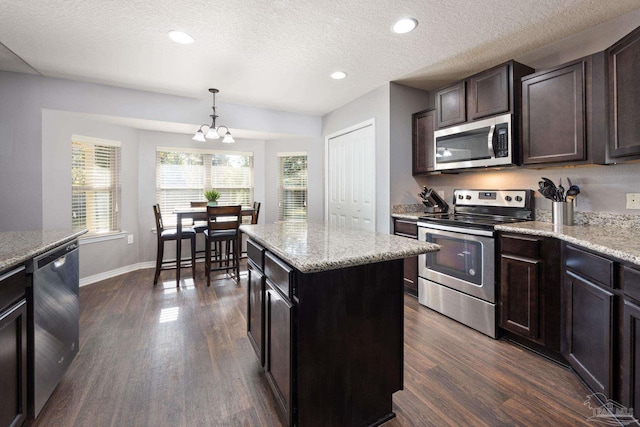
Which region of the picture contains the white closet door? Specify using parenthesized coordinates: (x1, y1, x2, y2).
(327, 122, 375, 231)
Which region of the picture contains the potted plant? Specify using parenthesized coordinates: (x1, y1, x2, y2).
(204, 189, 221, 206)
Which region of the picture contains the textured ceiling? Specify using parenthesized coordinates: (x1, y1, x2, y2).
(1, 0, 640, 116)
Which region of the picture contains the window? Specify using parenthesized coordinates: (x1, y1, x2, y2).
(278, 152, 307, 221)
(71, 136, 121, 234)
(156, 147, 254, 224)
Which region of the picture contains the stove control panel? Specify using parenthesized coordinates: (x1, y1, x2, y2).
(454, 190, 531, 208)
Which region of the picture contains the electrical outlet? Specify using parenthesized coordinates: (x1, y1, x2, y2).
(127, 234, 134, 244)
(626, 193, 640, 209)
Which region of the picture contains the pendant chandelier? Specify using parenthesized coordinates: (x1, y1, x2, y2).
(193, 88, 235, 143)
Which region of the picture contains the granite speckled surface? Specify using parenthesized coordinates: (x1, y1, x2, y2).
(0, 229, 87, 272)
(240, 222, 439, 273)
(495, 221, 640, 267)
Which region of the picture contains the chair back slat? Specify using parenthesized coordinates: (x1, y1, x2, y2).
(191, 201, 207, 207)
(207, 205, 241, 233)
(153, 204, 164, 232)
(251, 201, 261, 224)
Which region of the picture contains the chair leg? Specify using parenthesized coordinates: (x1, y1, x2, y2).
(234, 237, 240, 282)
(154, 240, 163, 285)
(190, 236, 196, 279)
(205, 238, 211, 287)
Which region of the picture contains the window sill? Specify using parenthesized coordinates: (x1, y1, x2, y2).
(79, 231, 126, 245)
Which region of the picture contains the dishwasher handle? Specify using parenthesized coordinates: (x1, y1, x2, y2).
(32, 242, 79, 272)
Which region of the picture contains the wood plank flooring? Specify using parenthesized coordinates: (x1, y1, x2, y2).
(26, 264, 595, 426)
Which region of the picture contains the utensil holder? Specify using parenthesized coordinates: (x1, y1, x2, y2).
(552, 201, 574, 226)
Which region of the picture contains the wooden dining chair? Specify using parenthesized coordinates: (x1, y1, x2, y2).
(153, 204, 197, 285)
(204, 205, 242, 285)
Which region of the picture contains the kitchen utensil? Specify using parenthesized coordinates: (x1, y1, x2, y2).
(557, 178, 565, 202)
(566, 185, 580, 204)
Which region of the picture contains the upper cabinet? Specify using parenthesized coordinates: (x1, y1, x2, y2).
(607, 26, 640, 161)
(435, 81, 466, 128)
(412, 108, 435, 175)
(435, 61, 534, 130)
(521, 53, 607, 166)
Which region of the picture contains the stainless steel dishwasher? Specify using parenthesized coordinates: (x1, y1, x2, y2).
(27, 240, 79, 418)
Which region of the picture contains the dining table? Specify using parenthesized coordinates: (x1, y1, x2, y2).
(173, 206, 256, 286)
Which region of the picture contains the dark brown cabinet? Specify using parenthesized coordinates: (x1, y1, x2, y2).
(246, 238, 404, 426)
(393, 218, 419, 297)
(521, 53, 607, 166)
(607, 26, 640, 160)
(265, 280, 294, 426)
(247, 261, 265, 365)
(498, 233, 561, 353)
(621, 265, 640, 411)
(435, 81, 466, 129)
(467, 64, 510, 121)
(562, 244, 616, 397)
(412, 109, 435, 175)
(0, 266, 27, 427)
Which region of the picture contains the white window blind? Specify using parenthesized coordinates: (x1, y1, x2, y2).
(156, 148, 254, 224)
(278, 153, 307, 222)
(71, 136, 121, 234)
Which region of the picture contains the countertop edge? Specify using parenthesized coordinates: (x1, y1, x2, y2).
(0, 229, 88, 272)
(495, 222, 640, 267)
(240, 225, 438, 274)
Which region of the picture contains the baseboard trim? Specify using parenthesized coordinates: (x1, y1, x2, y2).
(80, 262, 155, 287)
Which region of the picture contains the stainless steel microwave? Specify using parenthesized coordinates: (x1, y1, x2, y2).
(433, 113, 514, 171)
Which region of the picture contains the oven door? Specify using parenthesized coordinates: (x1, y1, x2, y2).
(417, 223, 495, 302)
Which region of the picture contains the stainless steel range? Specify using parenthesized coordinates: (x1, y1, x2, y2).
(416, 189, 533, 338)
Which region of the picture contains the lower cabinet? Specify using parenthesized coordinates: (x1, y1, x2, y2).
(622, 299, 640, 412)
(498, 233, 561, 353)
(264, 280, 293, 425)
(562, 244, 616, 398)
(0, 266, 27, 427)
(247, 261, 265, 366)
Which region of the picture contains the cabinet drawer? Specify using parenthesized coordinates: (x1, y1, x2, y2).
(247, 240, 265, 271)
(501, 234, 540, 259)
(0, 266, 26, 310)
(393, 219, 418, 238)
(622, 265, 640, 302)
(565, 245, 615, 288)
(265, 252, 294, 298)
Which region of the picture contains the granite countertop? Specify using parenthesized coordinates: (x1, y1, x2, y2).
(391, 213, 422, 221)
(0, 229, 87, 272)
(495, 221, 640, 267)
(240, 222, 439, 273)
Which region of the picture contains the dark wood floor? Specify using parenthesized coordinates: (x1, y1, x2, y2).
(26, 263, 594, 427)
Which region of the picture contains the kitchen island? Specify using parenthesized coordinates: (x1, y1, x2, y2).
(239, 222, 439, 427)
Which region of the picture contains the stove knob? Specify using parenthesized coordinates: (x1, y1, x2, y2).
(465, 195, 472, 200)
(458, 194, 464, 200)
(505, 196, 512, 202)
(515, 196, 523, 202)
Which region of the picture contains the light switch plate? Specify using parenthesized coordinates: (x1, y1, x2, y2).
(626, 193, 640, 209)
(127, 234, 134, 244)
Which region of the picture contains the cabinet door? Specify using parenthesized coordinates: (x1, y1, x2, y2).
(436, 81, 466, 128)
(247, 261, 265, 366)
(562, 270, 614, 397)
(0, 300, 27, 427)
(467, 64, 509, 120)
(500, 255, 540, 340)
(265, 281, 293, 425)
(622, 299, 640, 412)
(412, 109, 435, 174)
(608, 26, 640, 159)
(521, 61, 586, 164)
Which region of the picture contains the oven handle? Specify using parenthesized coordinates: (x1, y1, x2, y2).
(417, 222, 494, 238)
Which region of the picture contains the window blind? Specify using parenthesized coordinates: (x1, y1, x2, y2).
(156, 148, 254, 224)
(71, 137, 121, 234)
(278, 153, 308, 222)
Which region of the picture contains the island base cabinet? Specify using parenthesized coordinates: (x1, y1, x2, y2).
(562, 270, 614, 397)
(621, 299, 640, 412)
(247, 261, 265, 366)
(264, 281, 294, 426)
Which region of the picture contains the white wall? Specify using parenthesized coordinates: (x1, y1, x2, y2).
(322, 84, 391, 233)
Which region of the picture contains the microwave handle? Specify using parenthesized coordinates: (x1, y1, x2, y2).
(487, 124, 496, 158)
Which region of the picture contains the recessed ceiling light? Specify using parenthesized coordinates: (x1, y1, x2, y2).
(331, 71, 347, 80)
(168, 30, 195, 44)
(392, 18, 418, 34)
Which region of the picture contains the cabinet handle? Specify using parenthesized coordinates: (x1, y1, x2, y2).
(0, 265, 26, 282)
